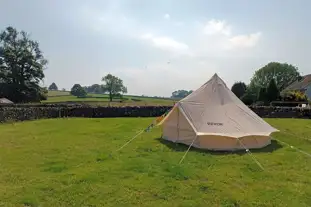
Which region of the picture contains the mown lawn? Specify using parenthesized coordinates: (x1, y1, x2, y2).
(0, 118, 311, 206)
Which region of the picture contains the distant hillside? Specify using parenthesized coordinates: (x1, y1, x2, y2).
(45, 90, 176, 106)
(47, 90, 176, 100)
(47, 90, 71, 97)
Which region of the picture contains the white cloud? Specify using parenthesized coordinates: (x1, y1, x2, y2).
(140, 33, 189, 54)
(79, 8, 264, 95)
(80, 5, 261, 52)
(203, 19, 232, 36)
(200, 19, 261, 50)
(229, 32, 262, 48)
(164, 13, 170, 20)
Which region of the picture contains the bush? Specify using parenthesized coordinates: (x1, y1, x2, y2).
(281, 91, 308, 102)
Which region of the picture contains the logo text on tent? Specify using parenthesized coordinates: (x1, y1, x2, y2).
(207, 122, 223, 126)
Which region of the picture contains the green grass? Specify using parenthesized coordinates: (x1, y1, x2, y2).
(1, 118, 311, 206)
(44, 91, 176, 106)
(47, 90, 70, 97)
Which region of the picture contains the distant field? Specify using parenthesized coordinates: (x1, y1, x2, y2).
(45, 90, 176, 106)
(47, 90, 71, 97)
(1, 118, 311, 206)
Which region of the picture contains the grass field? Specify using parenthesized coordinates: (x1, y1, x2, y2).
(47, 90, 71, 97)
(45, 90, 176, 106)
(1, 118, 311, 206)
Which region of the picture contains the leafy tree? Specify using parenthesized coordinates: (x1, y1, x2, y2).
(240, 90, 255, 105)
(249, 62, 301, 96)
(171, 90, 193, 99)
(101, 74, 127, 101)
(266, 79, 279, 102)
(70, 84, 87, 97)
(84, 84, 103, 94)
(257, 87, 267, 102)
(62, 88, 66, 91)
(231, 81, 247, 98)
(83, 86, 88, 93)
(48, 82, 58, 90)
(0, 26, 48, 103)
(92, 84, 102, 93)
(39, 87, 48, 101)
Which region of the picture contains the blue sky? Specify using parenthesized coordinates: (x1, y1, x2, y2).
(1, 0, 310, 96)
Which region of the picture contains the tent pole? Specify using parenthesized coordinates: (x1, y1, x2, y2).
(179, 136, 198, 164)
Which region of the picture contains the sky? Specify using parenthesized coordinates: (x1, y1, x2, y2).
(0, 0, 310, 97)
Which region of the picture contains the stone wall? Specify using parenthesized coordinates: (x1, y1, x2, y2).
(0, 105, 310, 123)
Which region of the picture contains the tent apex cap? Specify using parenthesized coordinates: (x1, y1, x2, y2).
(212, 73, 220, 78)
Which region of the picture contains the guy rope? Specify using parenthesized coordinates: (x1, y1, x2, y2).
(115, 107, 173, 152)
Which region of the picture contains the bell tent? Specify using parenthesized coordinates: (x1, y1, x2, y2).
(158, 73, 279, 151)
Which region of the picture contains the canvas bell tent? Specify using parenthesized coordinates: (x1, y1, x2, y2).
(158, 73, 279, 151)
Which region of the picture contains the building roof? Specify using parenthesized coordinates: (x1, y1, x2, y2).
(0, 98, 13, 104)
(283, 74, 311, 91)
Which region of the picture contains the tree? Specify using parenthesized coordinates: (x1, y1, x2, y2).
(48, 82, 58, 90)
(101, 74, 127, 101)
(249, 62, 301, 96)
(70, 84, 87, 97)
(266, 79, 279, 102)
(84, 84, 103, 94)
(171, 90, 193, 99)
(241, 90, 255, 105)
(40, 87, 48, 100)
(257, 87, 267, 102)
(231, 81, 247, 98)
(0, 26, 48, 103)
(91, 84, 102, 93)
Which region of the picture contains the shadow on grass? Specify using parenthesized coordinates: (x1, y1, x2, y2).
(156, 138, 283, 155)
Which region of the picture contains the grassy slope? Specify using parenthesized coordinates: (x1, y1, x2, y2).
(1, 118, 311, 206)
(47, 90, 71, 97)
(45, 90, 176, 106)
